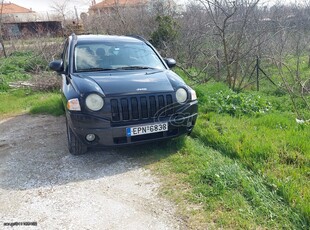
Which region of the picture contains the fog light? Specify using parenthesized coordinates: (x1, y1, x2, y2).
(86, 134, 96, 142)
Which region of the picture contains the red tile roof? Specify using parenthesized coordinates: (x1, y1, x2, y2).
(0, 3, 34, 14)
(90, 0, 148, 10)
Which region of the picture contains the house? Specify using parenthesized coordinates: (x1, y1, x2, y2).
(0, 2, 37, 22)
(0, 3, 63, 39)
(89, 0, 148, 15)
(88, 0, 178, 15)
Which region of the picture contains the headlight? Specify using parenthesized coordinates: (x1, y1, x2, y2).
(85, 94, 104, 111)
(176, 88, 188, 103)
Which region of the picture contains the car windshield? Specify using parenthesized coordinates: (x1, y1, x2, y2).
(74, 41, 166, 72)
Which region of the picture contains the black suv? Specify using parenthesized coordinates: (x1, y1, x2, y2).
(49, 34, 198, 155)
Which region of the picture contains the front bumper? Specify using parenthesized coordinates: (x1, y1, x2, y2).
(67, 100, 198, 147)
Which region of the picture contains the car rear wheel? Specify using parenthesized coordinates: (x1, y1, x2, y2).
(66, 119, 87, 155)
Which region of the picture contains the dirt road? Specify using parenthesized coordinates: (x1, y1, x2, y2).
(0, 115, 181, 229)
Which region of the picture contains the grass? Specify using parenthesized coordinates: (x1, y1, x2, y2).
(194, 83, 309, 223)
(146, 137, 307, 229)
(0, 51, 48, 91)
(143, 80, 309, 228)
(0, 89, 64, 119)
(193, 112, 309, 219)
(0, 50, 63, 119)
(165, 83, 309, 227)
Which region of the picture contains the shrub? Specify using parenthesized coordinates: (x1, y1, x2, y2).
(0, 51, 50, 92)
(202, 89, 272, 116)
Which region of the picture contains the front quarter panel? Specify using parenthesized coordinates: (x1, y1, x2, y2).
(70, 74, 104, 97)
(61, 73, 105, 106)
(61, 74, 80, 108)
(166, 70, 186, 89)
(62, 73, 108, 118)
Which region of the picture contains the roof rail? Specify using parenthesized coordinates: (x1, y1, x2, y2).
(126, 34, 148, 43)
(71, 33, 77, 41)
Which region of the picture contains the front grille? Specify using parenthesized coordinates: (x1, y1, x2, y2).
(110, 94, 174, 122)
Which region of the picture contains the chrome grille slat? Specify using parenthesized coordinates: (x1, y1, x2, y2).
(110, 94, 173, 122)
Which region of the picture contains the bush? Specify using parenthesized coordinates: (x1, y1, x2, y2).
(0, 51, 49, 92)
(8, 51, 48, 73)
(199, 87, 272, 116)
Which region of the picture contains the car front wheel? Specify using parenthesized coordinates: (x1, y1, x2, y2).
(66, 118, 87, 155)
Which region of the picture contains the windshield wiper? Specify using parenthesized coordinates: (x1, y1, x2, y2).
(77, 67, 114, 72)
(115, 66, 156, 70)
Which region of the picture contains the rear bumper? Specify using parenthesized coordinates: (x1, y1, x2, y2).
(67, 100, 198, 147)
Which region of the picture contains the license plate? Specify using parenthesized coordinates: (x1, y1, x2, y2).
(126, 123, 168, 137)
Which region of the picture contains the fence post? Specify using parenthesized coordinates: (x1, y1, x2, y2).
(216, 50, 220, 81)
(256, 55, 259, 91)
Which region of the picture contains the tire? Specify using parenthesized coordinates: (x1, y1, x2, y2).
(66, 119, 87, 155)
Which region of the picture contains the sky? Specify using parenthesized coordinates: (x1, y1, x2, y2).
(6, 0, 91, 14)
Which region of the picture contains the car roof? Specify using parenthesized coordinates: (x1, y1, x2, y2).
(72, 34, 145, 44)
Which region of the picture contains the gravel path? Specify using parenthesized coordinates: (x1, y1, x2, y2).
(0, 115, 181, 229)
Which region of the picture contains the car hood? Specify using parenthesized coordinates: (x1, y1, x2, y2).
(73, 70, 180, 96)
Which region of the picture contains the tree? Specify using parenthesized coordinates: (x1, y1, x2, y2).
(85, 1, 155, 36)
(197, 0, 263, 89)
(51, 0, 72, 22)
(266, 1, 310, 120)
(0, 0, 7, 57)
(150, 15, 179, 56)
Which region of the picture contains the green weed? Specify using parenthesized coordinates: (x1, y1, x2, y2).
(196, 83, 272, 116)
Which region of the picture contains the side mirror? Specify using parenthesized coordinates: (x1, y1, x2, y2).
(49, 60, 64, 73)
(164, 58, 176, 68)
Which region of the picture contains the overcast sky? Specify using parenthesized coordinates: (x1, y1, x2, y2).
(7, 0, 296, 14)
(6, 0, 91, 14)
